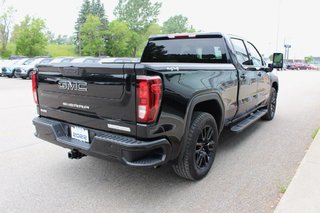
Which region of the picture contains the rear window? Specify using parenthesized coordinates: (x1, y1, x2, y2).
(141, 37, 229, 63)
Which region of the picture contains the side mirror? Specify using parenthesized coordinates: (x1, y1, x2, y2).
(272, 53, 284, 69)
(267, 63, 273, 72)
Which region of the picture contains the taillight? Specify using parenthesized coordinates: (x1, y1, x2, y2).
(31, 72, 38, 104)
(136, 75, 162, 123)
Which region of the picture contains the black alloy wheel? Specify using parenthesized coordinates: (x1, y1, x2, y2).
(173, 112, 219, 180)
(195, 125, 215, 169)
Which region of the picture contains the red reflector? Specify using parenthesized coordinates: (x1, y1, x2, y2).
(173, 35, 189, 39)
(31, 72, 38, 104)
(136, 76, 162, 123)
(168, 34, 196, 39)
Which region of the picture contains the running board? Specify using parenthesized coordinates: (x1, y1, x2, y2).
(230, 109, 268, 133)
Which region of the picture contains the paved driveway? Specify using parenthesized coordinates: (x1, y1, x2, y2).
(0, 71, 320, 213)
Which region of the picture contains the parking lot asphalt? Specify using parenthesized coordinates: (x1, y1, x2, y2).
(0, 71, 320, 213)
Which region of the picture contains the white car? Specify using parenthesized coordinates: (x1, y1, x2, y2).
(1, 59, 30, 78)
(15, 58, 52, 79)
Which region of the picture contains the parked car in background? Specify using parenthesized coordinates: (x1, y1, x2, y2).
(0, 60, 5, 76)
(306, 64, 318, 70)
(70, 57, 99, 64)
(287, 63, 317, 70)
(2, 58, 30, 78)
(9, 56, 28, 60)
(15, 58, 52, 79)
(50, 57, 74, 65)
(99, 57, 140, 64)
(1, 60, 15, 76)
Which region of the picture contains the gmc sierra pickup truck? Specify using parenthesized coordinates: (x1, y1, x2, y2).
(32, 32, 282, 180)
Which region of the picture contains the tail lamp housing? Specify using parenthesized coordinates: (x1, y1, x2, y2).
(31, 72, 38, 104)
(136, 75, 162, 123)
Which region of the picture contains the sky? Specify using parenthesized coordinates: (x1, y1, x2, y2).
(3, 0, 320, 59)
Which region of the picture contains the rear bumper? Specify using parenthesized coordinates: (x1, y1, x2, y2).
(33, 117, 171, 167)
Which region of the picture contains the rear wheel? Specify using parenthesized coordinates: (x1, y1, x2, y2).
(262, 87, 277, 121)
(172, 112, 219, 180)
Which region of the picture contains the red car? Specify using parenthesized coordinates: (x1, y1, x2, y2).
(288, 64, 314, 70)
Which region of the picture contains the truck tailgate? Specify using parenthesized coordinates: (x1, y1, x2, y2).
(36, 63, 136, 135)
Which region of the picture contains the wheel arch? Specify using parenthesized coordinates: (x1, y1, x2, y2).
(185, 92, 225, 135)
(176, 92, 225, 161)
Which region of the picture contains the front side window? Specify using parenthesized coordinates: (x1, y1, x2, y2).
(141, 37, 229, 63)
(23, 59, 35, 65)
(247, 42, 263, 66)
(231, 38, 250, 65)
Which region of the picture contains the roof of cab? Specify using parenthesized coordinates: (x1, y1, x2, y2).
(148, 32, 246, 41)
(149, 32, 225, 40)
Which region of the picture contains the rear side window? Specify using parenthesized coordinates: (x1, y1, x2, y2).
(141, 38, 229, 63)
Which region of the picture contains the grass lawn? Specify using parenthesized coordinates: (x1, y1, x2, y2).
(46, 44, 78, 57)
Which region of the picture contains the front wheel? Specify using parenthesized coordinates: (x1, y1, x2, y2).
(262, 87, 277, 121)
(28, 70, 33, 79)
(172, 112, 219, 180)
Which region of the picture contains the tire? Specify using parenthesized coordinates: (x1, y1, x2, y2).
(28, 70, 33, 79)
(262, 87, 277, 121)
(172, 112, 219, 180)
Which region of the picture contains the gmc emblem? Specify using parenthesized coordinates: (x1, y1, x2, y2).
(58, 81, 88, 92)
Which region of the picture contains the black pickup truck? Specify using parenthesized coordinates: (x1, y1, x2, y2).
(32, 32, 282, 180)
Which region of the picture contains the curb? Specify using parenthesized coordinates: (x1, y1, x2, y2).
(275, 129, 320, 212)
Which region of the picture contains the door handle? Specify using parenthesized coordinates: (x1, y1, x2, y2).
(257, 72, 262, 77)
(240, 73, 246, 79)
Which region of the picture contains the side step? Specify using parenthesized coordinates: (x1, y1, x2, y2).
(230, 109, 268, 133)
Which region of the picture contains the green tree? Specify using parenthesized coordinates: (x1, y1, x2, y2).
(134, 23, 161, 56)
(162, 15, 190, 34)
(105, 20, 132, 57)
(304, 56, 313, 64)
(75, 0, 108, 55)
(15, 16, 48, 57)
(46, 31, 55, 43)
(80, 15, 106, 56)
(0, 1, 15, 57)
(114, 0, 161, 56)
(145, 23, 161, 37)
(114, 0, 161, 32)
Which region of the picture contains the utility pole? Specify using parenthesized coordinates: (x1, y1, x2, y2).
(284, 44, 291, 67)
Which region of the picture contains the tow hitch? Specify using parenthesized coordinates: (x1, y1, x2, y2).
(68, 149, 86, 159)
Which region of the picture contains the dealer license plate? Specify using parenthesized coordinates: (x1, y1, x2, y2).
(71, 126, 89, 143)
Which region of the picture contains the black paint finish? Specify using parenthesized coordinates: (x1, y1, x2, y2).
(34, 33, 279, 164)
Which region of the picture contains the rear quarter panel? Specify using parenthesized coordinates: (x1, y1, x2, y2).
(135, 63, 238, 159)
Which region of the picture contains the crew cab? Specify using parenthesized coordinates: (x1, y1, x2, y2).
(32, 32, 282, 180)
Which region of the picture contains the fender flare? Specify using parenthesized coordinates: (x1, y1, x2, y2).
(176, 92, 225, 160)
